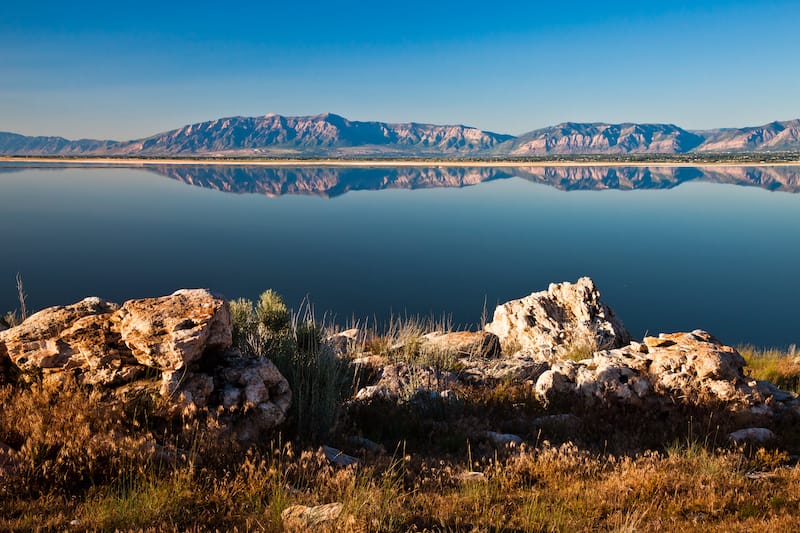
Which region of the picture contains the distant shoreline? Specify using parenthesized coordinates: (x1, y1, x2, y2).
(1, 156, 800, 168)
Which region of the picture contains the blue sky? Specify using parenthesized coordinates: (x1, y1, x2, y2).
(1, 0, 799, 139)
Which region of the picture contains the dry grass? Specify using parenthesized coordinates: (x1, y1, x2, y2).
(2, 306, 800, 530)
(740, 345, 800, 393)
(4, 416, 800, 531)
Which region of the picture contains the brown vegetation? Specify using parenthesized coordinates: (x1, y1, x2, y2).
(1, 294, 800, 531)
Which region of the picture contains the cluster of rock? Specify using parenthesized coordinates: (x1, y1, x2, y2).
(1, 277, 796, 449)
(0, 289, 290, 441)
(345, 278, 797, 442)
(533, 330, 783, 410)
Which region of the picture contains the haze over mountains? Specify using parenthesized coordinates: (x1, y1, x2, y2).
(2, 113, 800, 157)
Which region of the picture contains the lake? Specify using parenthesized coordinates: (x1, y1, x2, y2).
(1, 163, 799, 347)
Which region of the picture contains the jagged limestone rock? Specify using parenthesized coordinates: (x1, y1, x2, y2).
(533, 330, 792, 415)
(485, 277, 630, 360)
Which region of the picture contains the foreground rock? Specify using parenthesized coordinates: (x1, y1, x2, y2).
(0, 289, 290, 440)
(116, 289, 232, 371)
(485, 277, 630, 359)
(534, 330, 794, 415)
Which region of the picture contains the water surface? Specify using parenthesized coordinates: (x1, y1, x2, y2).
(1, 163, 799, 347)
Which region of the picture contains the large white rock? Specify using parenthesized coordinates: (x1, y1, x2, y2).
(485, 277, 630, 359)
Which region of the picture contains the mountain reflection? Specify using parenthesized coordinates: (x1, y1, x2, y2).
(146, 165, 800, 197)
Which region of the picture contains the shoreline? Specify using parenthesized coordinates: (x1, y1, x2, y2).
(1, 156, 800, 168)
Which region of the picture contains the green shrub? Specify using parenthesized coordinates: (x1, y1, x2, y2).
(256, 290, 291, 333)
(230, 290, 351, 443)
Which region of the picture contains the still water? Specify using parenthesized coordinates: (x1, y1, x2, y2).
(1, 163, 799, 347)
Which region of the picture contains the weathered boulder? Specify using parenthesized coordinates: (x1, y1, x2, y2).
(0, 290, 290, 440)
(115, 289, 232, 371)
(485, 277, 630, 359)
(0, 297, 131, 385)
(533, 330, 792, 415)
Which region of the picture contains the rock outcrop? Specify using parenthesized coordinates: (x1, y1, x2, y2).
(349, 278, 797, 435)
(533, 330, 794, 414)
(0, 289, 291, 440)
(484, 277, 630, 359)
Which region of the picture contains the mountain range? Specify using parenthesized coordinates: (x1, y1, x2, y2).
(2, 113, 800, 157)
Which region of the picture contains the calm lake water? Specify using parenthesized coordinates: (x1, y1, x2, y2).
(1, 163, 799, 347)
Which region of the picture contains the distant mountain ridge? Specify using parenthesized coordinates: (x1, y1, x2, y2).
(2, 114, 800, 156)
(496, 122, 706, 156)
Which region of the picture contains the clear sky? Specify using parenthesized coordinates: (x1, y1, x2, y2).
(1, 0, 799, 140)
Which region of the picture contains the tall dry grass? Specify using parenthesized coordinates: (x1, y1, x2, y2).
(2, 290, 800, 530)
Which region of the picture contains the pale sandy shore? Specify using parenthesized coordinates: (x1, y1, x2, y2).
(1, 156, 799, 168)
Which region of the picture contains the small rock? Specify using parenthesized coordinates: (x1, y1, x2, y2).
(350, 354, 389, 369)
(457, 471, 486, 482)
(728, 427, 776, 444)
(338, 328, 360, 340)
(325, 328, 360, 354)
(439, 389, 458, 402)
(480, 352, 550, 382)
(756, 380, 795, 402)
(628, 341, 649, 354)
(483, 431, 524, 448)
(281, 502, 343, 532)
(347, 436, 385, 454)
(532, 413, 583, 434)
(532, 330, 771, 414)
(745, 471, 778, 480)
(322, 445, 359, 467)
